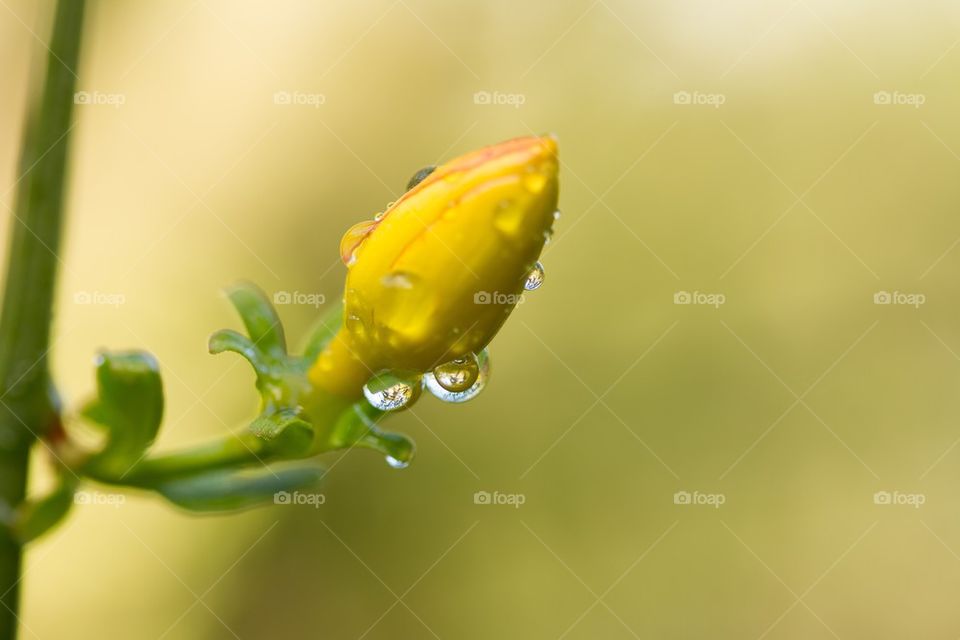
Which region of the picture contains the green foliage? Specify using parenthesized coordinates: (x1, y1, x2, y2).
(19, 282, 416, 528)
(81, 351, 163, 477)
(155, 464, 324, 512)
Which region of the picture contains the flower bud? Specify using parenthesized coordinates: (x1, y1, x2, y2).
(310, 135, 559, 398)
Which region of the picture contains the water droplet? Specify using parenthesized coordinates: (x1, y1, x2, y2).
(523, 173, 548, 194)
(381, 271, 416, 289)
(424, 350, 490, 403)
(340, 219, 378, 266)
(373, 211, 385, 221)
(406, 166, 437, 190)
(553, 209, 562, 221)
(385, 455, 409, 469)
(524, 262, 545, 291)
(432, 354, 480, 393)
(363, 370, 423, 411)
(494, 200, 523, 236)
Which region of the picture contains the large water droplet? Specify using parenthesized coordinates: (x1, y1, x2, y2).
(406, 166, 437, 190)
(524, 262, 545, 291)
(424, 350, 490, 403)
(381, 271, 416, 289)
(523, 173, 548, 194)
(363, 370, 423, 411)
(340, 219, 378, 266)
(385, 455, 409, 469)
(431, 354, 480, 393)
(494, 200, 523, 236)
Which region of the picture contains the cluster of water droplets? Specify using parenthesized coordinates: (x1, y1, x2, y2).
(357, 196, 558, 469)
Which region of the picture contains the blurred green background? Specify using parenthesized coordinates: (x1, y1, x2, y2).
(3, 0, 960, 637)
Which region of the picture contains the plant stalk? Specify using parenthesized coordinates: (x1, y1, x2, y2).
(0, 1, 85, 637)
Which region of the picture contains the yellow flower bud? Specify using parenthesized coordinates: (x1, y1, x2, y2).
(309, 134, 559, 399)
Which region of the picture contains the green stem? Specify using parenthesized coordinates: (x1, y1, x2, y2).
(0, 1, 85, 637)
(87, 433, 268, 488)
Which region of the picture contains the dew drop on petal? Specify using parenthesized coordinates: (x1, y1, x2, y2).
(363, 371, 423, 411)
(494, 200, 523, 237)
(340, 219, 378, 266)
(424, 350, 490, 403)
(381, 271, 416, 289)
(523, 173, 548, 194)
(431, 354, 480, 393)
(524, 261, 545, 291)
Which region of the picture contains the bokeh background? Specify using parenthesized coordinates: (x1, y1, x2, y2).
(3, 0, 960, 637)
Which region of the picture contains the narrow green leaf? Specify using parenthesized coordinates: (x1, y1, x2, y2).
(155, 464, 324, 512)
(224, 282, 286, 359)
(208, 328, 270, 377)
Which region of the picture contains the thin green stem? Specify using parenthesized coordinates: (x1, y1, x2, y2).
(0, 1, 85, 638)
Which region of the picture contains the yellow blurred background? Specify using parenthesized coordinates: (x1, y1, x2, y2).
(3, 0, 960, 637)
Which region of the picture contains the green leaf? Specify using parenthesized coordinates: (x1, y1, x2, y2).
(208, 328, 270, 377)
(225, 282, 286, 359)
(249, 410, 313, 456)
(82, 351, 164, 475)
(155, 464, 324, 512)
(12, 478, 75, 543)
